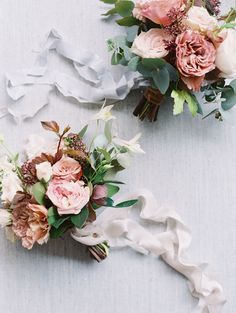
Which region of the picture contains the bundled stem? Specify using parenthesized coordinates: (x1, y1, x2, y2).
(133, 88, 164, 122)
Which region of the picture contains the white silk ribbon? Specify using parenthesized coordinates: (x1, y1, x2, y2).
(5, 29, 143, 123)
(71, 189, 226, 313)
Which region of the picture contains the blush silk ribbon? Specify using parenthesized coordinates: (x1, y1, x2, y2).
(4, 29, 144, 123)
(71, 189, 226, 313)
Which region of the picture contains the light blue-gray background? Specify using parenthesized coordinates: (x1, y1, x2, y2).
(0, 1, 235, 312)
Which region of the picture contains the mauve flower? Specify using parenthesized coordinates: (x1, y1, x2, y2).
(52, 157, 82, 182)
(138, 0, 186, 26)
(176, 30, 216, 91)
(11, 193, 50, 249)
(131, 29, 172, 59)
(46, 179, 90, 215)
(92, 185, 108, 206)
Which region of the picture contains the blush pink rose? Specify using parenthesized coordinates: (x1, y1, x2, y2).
(12, 201, 50, 250)
(176, 30, 216, 91)
(131, 29, 172, 59)
(52, 157, 82, 181)
(47, 179, 90, 215)
(135, 0, 186, 26)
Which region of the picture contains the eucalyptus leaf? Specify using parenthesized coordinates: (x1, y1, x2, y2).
(71, 207, 89, 228)
(142, 58, 166, 69)
(221, 88, 236, 111)
(152, 67, 170, 94)
(126, 25, 139, 42)
(32, 182, 46, 205)
(128, 56, 140, 71)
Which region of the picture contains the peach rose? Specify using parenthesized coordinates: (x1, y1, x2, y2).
(47, 179, 90, 215)
(52, 157, 82, 181)
(176, 30, 216, 91)
(216, 29, 236, 78)
(184, 6, 218, 34)
(12, 195, 50, 249)
(136, 0, 186, 26)
(131, 29, 171, 59)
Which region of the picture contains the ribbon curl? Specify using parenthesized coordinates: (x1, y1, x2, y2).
(71, 189, 226, 313)
(5, 29, 143, 123)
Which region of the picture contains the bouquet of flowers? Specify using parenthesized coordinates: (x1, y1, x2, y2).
(0, 106, 143, 261)
(101, 0, 236, 122)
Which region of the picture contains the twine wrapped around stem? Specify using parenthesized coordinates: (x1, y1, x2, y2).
(133, 88, 164, 122)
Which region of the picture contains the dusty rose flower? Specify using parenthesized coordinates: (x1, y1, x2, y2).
(131, 29, 172, 59)
(47, 179, 90, 215)
(176, 30, 216, 91)
(11, 193, 50, 249)
(52, 157, 82, 181)
(139, 0, 186, 26)
(91, 185, 108, 206)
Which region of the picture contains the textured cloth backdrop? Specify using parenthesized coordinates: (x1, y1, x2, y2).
(0, 1, 235, 312)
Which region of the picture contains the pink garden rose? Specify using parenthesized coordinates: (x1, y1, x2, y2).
(52, 157, 82, 181)
(47, 179, 90, 215)
(12, 196, 50, 249)
(134, 0, 186, 26)
(131, 29, 172, 59)
(176, 30, 216, 91)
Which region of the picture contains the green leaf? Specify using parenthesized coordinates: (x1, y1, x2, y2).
(116, 16, 139, 26)
(32, 182, 46, 205)
(102, 8, 117, 16)
(152, 67, 170, 94)
(101, 180, 125, 185)
(104, 121, 112, 142)
(165, 63, 179, 82)
(78, 124, 88, 138)
(97, 148, 111, 162)
(220, 22, 236, 29)
(115, 199, 138, 208)
(106, 184, 120, 197)
(230, 79, 236, 93)
(111, 52, 123, 65)
(184, 92, 199, 117)
(50, 223, 70, 239)
(47, 207, 59, 226)
(126, 25, 139, 42)
(221, 88, 236, 110)
(115, 1, 134, 17)
(171, 90, 185, 115)
(103, 198, 114, 207)
(142, 58, 166, 69)
(53, 216, 71, 229)
(128, 56, 140, 71)
(100, 0, 117, 4)
(71, 207, 89, 228)
(171, 90, 199, 117)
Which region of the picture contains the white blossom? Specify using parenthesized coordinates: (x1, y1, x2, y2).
(0, 209, 12, 228)
(92, 105, 116, 122)
(113, 133, 145, 154)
